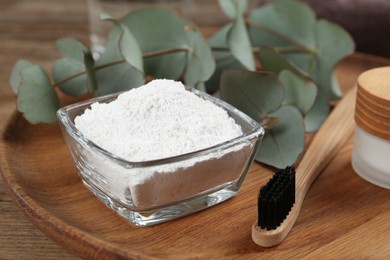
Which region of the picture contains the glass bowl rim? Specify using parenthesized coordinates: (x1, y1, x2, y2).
(57, 88, 264, 168)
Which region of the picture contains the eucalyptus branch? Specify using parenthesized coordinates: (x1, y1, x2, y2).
(54, 47, 189, 87)
(212, 46, 313, 55)
(143, 47, 189, 58)
(245, 18, 317, 54)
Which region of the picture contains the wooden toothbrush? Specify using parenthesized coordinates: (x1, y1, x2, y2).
(252, 87, 357, 247)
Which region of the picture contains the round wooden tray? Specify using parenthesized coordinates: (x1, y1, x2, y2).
(1, 54, 390, 259)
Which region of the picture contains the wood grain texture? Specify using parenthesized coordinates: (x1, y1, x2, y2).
(1, 0, 390, 259)
(355, 67, 390, 140)
(0, 0, 87, 259)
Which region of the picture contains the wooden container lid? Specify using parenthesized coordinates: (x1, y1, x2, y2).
(356, 67, 390, 140)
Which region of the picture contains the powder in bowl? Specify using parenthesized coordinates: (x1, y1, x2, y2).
(75, 79, 243, 168)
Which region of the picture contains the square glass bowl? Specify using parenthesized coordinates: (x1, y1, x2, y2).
(57, 88, 264, 226)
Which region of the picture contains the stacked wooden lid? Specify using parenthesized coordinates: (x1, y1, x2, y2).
(356, 67, 390, 140)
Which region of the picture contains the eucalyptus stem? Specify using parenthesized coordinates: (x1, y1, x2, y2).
(212, 46, 312, 55)
(245, 18, 317, 54)
(54, 47, 189, 87)
(143, 47, 189, 58)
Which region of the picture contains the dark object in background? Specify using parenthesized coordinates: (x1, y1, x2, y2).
(258, 0, 390, 58)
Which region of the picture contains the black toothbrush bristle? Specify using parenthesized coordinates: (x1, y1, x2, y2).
(257, 166, 296, 230)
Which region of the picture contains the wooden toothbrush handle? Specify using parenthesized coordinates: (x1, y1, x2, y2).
(296, 87, 356, 201)
(252, 88, 357, 248)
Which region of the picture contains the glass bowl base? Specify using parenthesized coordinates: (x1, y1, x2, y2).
(81, 178, 238, 227)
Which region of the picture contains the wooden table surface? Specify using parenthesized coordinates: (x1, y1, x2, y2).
(1, 1, 390, 259)
(0, 1, 86, 259)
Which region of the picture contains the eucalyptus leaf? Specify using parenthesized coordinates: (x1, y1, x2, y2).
(53, 39, 95, 96)
(53, 58, 88, 96)
(249, 0, 316, 48)
(17, 65, 59, 124)
(101, 13, 143, 73)
(206, 24, 243, 93)
(218, 0, 248, 19)
(258, 47, 307, 78)
(256, 105, 305, 168)
(304, 87, 330, 132)
(257, 47, 329, 131)
(119, 24, 143, 73)
(95, 27, 144, 95)
(184, 26, 215, 86)
(121, 8, 214, 83)
(278, 70, 317, 115)
(96, 26, 124, 64)
(95, 63, 145, 96)
(220, 69, 284, 122)
(228, 15, 255, 71)
(309, 20, 354, 99)
(9, 59, 33, 94)
(208, 23, 231, 49)
(249, 0, 354, 99)
(121, 8, 188, 79)
(206, 54, 242, 94)
(56, 38, 88, 62)
(218, 0, 236, 19)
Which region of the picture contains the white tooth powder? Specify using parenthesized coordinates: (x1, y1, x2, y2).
(74, 79, 253, 207)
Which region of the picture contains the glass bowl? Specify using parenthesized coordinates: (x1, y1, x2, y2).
(57, 88, 264, 227)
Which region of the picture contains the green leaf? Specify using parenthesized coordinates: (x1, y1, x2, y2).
(101, 13, 144, 73)
(184, 26, 215, 86)
(53, 39, 95, 96)
(258, 47, 308, 78)
(52, 58, 88, 96)
(257, 47, 330, 131)
(304, 87, 330, 132)
(97, 27, 123, 63)
(56, 38, 88, 62)
(121, 8, 214, 83)
(249, 0, 354, 99)
(220, 69, 284, 121)
(119, 24, 143, 73)
(278, 70, 317, 115)
(95, 63, 145, 96)
(255, 105, 305, 168)
(218, 0, 248, 19)
(9, 59, 33, 94)
(309, 20, 354, 99)
(227, 15, 255, 71)
(121, 8, 187, 79)
(219, 69, 305, 168)
(84, 51, 98, 93)
(17, 65, 59, 124)
(95, 28, 144, 96)
(206, 24, 243, 93)
(249, 0, 316, 48)
(208, 23, 231, 49)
